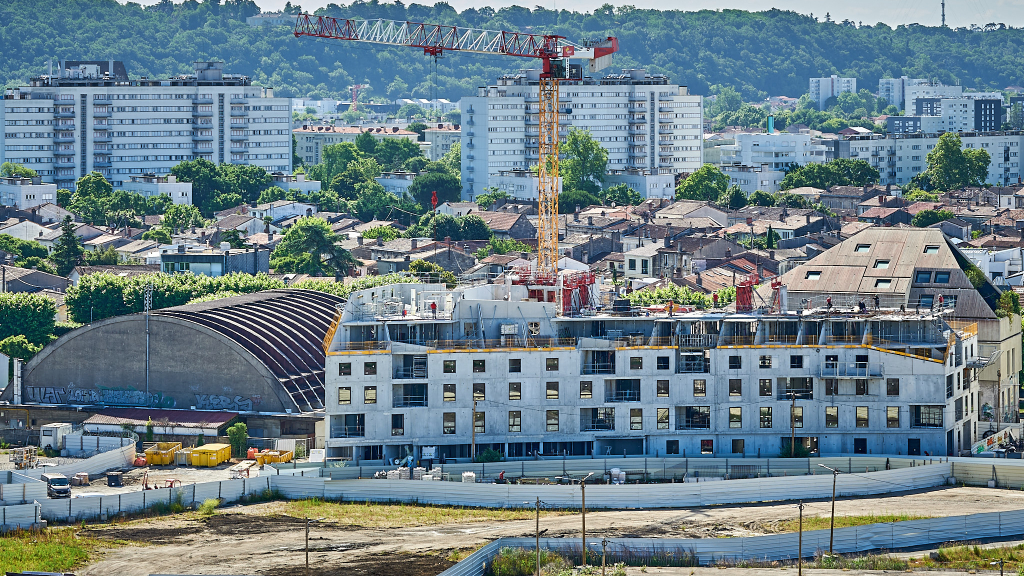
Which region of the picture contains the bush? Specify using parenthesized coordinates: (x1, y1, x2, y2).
(197, 498, 219, 516)
(226, 422, 248, 457)
(487, 547, 569, 576)
(475, 448, 502, 463)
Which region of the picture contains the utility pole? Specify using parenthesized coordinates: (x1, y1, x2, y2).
(144, 282, 153, 404)
(601, 538, 608, 576)
(305, 516, 310, 576)
(581, 472, 593, 566)
(790, 392, 796, 457)
(535, 497, 541, 576)
(798, 501, 805, 576)
(471, 399, 477, 462)
(818, 464, 840, 555)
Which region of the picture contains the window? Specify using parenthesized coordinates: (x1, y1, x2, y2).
(339, 362, 351, 376)
(546, 382, 559, 400)
(732, 439, 745, 454)
(630, 357, 643, 370)
(338, 387, 351, 405)
(805, 271, 821, 280)
(681, 406, 710, 429)
(924, 245, 939, 254)
(855, 244, 871, 253)
(825, 406, 838, 428)
(444, 360, 456, 373)
(657, 380, 669, 397)
(934, 272, 950, 283)
(509, 382, 521, 401)
(473, 383, 486, 401)
(759, 379, 773, 396)
(642, 260, 649, 275)
(886, 378, 900, 396)
(392, 414, 404, 436)
(546, 358, 559, 371)
(912, 405, 943, 427)
(825, 379, 838, 396)
(546, 410, 559, 431)
(790, 355, 804, 369)
(473, 359, 486, 373)
(825, 355, 838, 369)
(915, 271, 932, 283)
(666, 440, 680, 454)
(875, 279, 892, 288)
(509, 411, 521, 432)
(628, 258, 636, 270)
(887, 406, 900, 428)
(474, 411, 485, 434)
(729, 407, 742, 428)
(580, 381, 593, 399)
(919, 294, 934, 308)
(760, 407, 772, 428)
(443, 383, 456, 402)
(508, 358, 521, 372)
(729, 379, 742, 396)
(759, 355, 772, 368)
(873, 260, 890, 269)
(364, 386, 376, 404)
(657, 356, 670, 370)
(630, 408, 643, 430)
(657, 408, 669, 429)
(856, 379, 868, 395)
(791, 406, 803, 428)
(856, 406, 869, 428)
(693, 379, 706, 397)
(364, 362, 377, 375)
(443, 412, 456, 434)
(728, 356, 741, 370)
(700, 439, 713, 454)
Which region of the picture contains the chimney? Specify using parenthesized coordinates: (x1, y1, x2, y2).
(863, 185, 869, 196)
(725, 248, 732, 257)
(696, 271, 702, 287)
(377, 236, 384, 246)
(306, 207, 312, 216)
(756, 263, 763, 280)
(411, 238, 418, 250)
(357, 235, 364, 245)
(587, 216, 594, 226)
(268, 231, 274, 242)
(177, 244, 185, 253)
(769, 250, 775, 260)
(878, 194, 885, 205)
(574, 208, 580, 222)
(664, 225, 672, 248)
(806, 214, 811, 224)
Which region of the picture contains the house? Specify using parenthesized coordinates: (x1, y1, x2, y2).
(819, 186, 887, 214)
(857, 194, 903, 215)
(121, 174, 193, 206)
(368, 237, 436, 262)
(68, 264, 162, 286)
(559, 234, 619, 265)
(245, 232, 284, 250)
(159, 244, 270, 277)
(37, 223, 105, 252)
(375, 172, 417, 198)
(0, 218, 50, 242)
(435, 202, 479, 217)
(622, 243, 661, 278)
(932, 217, 971, 240)
(654, 200, 729, 224)
(218, 213, 272, 237)
(858, 207, 912, 227)
(271, 172, 321, 195)
(376, 245, 476, 276)
(30, 203, 75, 225)
(474, 211, 536, 240)
(785, 187, 825, 204)
(83, 234, 131, 252)
(114, 240, 161, 262)
(0, 265, 68, 293)
(249, 201, 317, 222)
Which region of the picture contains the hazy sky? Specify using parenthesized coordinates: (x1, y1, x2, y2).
(183, 0, 1022, 29)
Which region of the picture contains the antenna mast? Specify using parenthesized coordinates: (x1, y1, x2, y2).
(941, 0, 946, 27)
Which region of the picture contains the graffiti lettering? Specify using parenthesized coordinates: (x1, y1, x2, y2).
(25, 386, 176, 408)
(26, 387, 63, 403)
(194, 394, 253, 411)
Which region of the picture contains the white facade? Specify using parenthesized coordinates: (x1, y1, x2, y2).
(961, 247, 1024, 286)
(375, 171, 417, 198)
(905, 83, 964, 115)
(271, 172, 321, 195)
(422, 126, 461, 161)
(292, 99, 340, 115)
(1, 61, 291, 189)
(460, 69, 703, 200)
(809, 75, 856, 110)
(604, 169, 675, 200)
(0, 176, 57, 210)
(294, 126, 418, 165)
(718, 132, 828, 195)
(878, 77, 929, 110)
(490, 169, 561, 202)
(245, 13, 294, 27)
(120, 173, 192, 206)
(248, 200, 316, 221)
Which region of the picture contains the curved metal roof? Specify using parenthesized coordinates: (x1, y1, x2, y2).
(155, 289, 343, 412)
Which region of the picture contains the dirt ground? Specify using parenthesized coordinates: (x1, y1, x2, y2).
(77, 485, 1024, 576)
(71, 464, 252, 496)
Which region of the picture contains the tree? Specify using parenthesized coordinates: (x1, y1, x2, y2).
(271, 216, 358, 278)
(407, 171, 461, 209)
(0, 234, 48, 261)
(602, 183, 643, 206)
(772, 192, 809, 208)
(146, 193, 173, 215)
(912, 209, 955, 228)
(82, 245, 120, 266)
(0, 335, 42, 362)
(1009, 102, 1024, 131)
(375, 138, 423, 170)
(557, 188, 601, 214)
(354, 131, 378, 155)
(925, 132, 991, 191)
(476, 237, 531, 258)
(717, 185, 748, 209)
(361, 225, 400, 241)
(256, 186, 287, 205)
(905, 190, 940, 202)
(780, 159, 878, 190)
(226, 422, 248, 457)
(219, 229, 246, 249)
(221, 163, 272, 204)
(561, 129, 608, 195)
(0, 292, 56, 344)
(56, 188, 73, 207)
(475, 188, 511, 209)
(50, 216, 84, 276)
(69, 172, 114, 225)
(709, 86, 743, 117)
(458, 214, 491, 240)
(409, 259, 457, 287)
(0, 162, 37, 178)
(745, 190, 774, 207)
(407, 122, 428, 141)
(397, 103, 427, 119)
(141, 228, 172, 244)
(162, 204, 204, 232)
(170, 158, 226, 215)
(676, 164, 729, 202)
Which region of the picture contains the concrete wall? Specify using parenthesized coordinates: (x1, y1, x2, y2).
(11, 314, 293, 412)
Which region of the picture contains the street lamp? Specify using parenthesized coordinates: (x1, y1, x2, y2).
(818, 464, 840, 555)
(580, 472, 594, 566)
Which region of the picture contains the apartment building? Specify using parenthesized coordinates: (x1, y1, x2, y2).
(878, 77, 929, 110)
(1, 61, 291, 189)
(119, 173, 192, 206)
(809, 75, 856, 110)
(718, 132, 828, 194)
(833, 131, 1023, 187)
(422, 125, 461, 161)
(459, 69, 703, 201)
(294, 125, 418, 165)
(905, 83, 965, 115)
(322, 228, 1019, 462)
(0, 175, 57, 210)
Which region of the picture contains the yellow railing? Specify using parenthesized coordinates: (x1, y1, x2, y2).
(949, 321, 979, 338)
(322, 311, 342, 354)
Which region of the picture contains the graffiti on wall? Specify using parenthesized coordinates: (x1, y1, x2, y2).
(193, 394, 263, 411)
(25, 383, 176, 408)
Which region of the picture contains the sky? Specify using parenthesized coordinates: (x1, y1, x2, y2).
(158, 0, 1023, 28)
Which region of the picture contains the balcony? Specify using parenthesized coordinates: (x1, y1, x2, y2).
(331, 426, 365, 438)
(230, 108, 248, 117)
(192, 148, 214, 155)
(605, 390, 641, 402)
(393, 366, 427, 380)
(92, 98, 111, 105)
(628, 117, 647, 124)
(230, 146, 249, 153)
(54, 149, 75, 156)
(192, 133, 214, 141)
(53, 135, 75, 143)
(659, 116, 672, 122)
(820, 362, 883, 378)
(93, 124, 110, 131)
(581, 362, 615, 375)
(92, 160, 112, 167)
(580, 418, 615, 432)
(230, 97, 248, 104)
(92, 109, 111, 117)
(192, 109, 214, 117)
(193, 97, 214, 105)
(53, 111, 75, 118)
(93, 134, 112, 143)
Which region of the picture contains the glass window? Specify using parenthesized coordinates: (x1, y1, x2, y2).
(364, 362, 377, 375)
(443, 383, 456, 402)
(657, 408, 669, 429)
(912, 405, 944, 427)
(875, 279, 892, 288)
(693, 379, 706, 397)
(825, 355, 838, 369)
(759, 379, 772, 396)
(630, 408, 643, 430)
(759, 355, 772, 368)
(580, 381, 593, 399)
(729, 407, 742, 428)
(474, 411, 485, 434)
(546, 358, 559, 371)
(443, 360, 456, 373)
(729, 379, 742, 396)
(805, 271, 821, 280)
(924, 245, 939, 254)
(825, 379, 838, 396)
(392, 414, 404, 436)
(363, 386, 376, 404)
(339, 362, 351, 376)
(666, 440, 679, 454)
(509, 382, 521, 401)
(886, 378, 899, 396)
(856, 380, 868, 395)
(508, 411, 521, 432)
(873, 260, 890, 269)
(915, 271, 932, 283)
(791, 406, 803, 428)
(628, 259, 636, 270)
(855, 244, 870, 253)
(700, 439, 713, 454)
(338, 387, 351, 404)
(442, 412, 456, 434)
(473, 383, 485, 401)
(473, 359, 486, 373)
(919, 294, 934, 308)
(509, 358, 521, 372)
(657, 356, 670, 370)
(825, 406, 838, 427)
(546, 410, 559, 431)
(887, 406, 900, 428)
(790, 355, 804, 369)
(657, 380, 669, 397)
(732, 439, 745, 454)
(760, 407, 772, 428)
(546, 382, 559, 400)
(856, 406, 869, 428)
(728, 356, 741, 369)
(630, 357, 643, 370)
(934, 272, 950, 283)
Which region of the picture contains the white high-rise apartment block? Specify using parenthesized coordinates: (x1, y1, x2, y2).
(808, 75, 857, 110)
(1, 61, 291, 190)
(878, 76, 929, 110)
(718, 132, 828, 195)
(459, 69, 703, 200)
(904, 83, 964, 115)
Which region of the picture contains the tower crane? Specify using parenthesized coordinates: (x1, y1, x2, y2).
(347, 83, 368, 112)
(294, 15, 617, 294)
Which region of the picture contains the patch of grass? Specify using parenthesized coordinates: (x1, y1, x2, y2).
(238, 488, 282, 504)
(908, 542, 1024, 571)
(0, 528, 121, 573)
(280, 498, 553, 528)
(777, 512, 932, 532)
(197, 498, 219, 516)
(815, 552, 908, 570)
(486, 547, 570, 576)
(147, 494, 188, 516)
